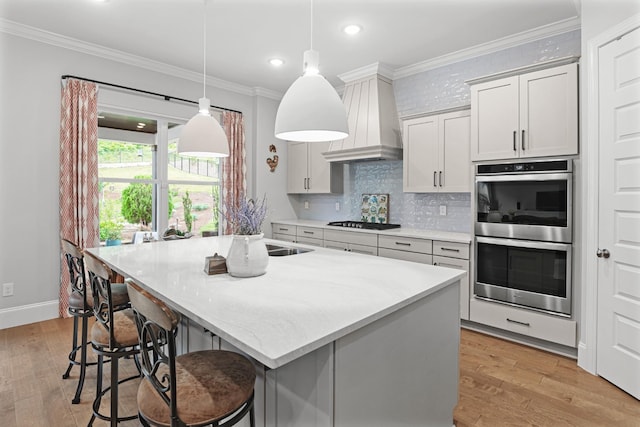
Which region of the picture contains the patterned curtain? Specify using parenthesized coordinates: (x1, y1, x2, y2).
(221, 111, 246, 235)
(59, 79, 99, 317)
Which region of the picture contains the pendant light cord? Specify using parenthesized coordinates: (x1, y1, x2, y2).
(203, 0, 208, 98)
(309, 0, 313, 50)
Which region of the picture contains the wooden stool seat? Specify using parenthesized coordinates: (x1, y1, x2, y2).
(90, 308, 140, 349)
(137, 350, 256, 426)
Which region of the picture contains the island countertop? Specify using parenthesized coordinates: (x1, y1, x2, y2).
(87, 236, 464, 369)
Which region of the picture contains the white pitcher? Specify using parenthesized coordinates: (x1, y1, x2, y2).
(226, 233, 269, 277)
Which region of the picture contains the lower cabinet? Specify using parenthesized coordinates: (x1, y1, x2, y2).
(323, 229, 378, 256)
(378, 235, 471, 320)
(469, 297, 577, 347)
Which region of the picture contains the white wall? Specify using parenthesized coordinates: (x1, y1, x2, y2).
(0, 31, 289, 327)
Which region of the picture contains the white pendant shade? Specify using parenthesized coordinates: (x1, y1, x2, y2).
(179, 98, 229, 158)
(275, 73, 349, 142)
(275, 49, 349, 142)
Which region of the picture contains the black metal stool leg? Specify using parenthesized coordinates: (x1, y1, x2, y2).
(62, 315, 79, 379)
(71, 316, 89, 404)
(110, 357, 119, 427)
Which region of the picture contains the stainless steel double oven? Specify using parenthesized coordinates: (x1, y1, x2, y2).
(474, 159, 573, 316)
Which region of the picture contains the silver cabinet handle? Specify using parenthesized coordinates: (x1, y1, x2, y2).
(303, 231, 314, 235)
(433, 171, 437, 187)
(440, 247, 460, 252)
(596, 249, 610, 258)
(521, 130, 525, 151)
(395, 242, 411, 246)
(513, 131, 517, 151)
(507, 318, 530, 327)
(439, 171, 442, 187)
(307, 177, 311, 189)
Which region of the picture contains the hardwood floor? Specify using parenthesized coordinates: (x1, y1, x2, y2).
(1, 317, 638, 426)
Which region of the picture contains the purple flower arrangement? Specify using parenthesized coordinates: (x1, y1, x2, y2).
(225, 194, 267, 235)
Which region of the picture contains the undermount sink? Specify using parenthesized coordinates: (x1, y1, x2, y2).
(266, 244, 313, 257)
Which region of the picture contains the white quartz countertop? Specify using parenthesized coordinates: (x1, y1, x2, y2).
(272, 219, 472, 244)
(87, 236, 464, 369)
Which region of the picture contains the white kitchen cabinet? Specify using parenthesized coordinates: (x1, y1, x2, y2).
(470, 62, 578, 161)
(403, 110, 470, 193)
(378, 236, 471, 320)
(469, 297, 576, 347)
(324, 229, 378, 256)
(287, 141, 343, 194)
(433, 240, 470, 320)
(272, 222, 297, 243)
(296, 226, 324, 247)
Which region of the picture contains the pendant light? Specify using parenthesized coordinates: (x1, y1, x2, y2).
(274, 0, 349, 142)
(179, 0, 229, 157)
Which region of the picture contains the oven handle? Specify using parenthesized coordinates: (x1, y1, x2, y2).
(475, 172, 572, 183)
(475, 236, 572, 252)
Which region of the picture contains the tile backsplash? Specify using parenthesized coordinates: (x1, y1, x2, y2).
(292, 160, 472, 233)
(287, 30, 581, 234)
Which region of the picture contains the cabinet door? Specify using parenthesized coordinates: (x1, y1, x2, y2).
(470, 76, 519, 161)
(403, 116, 439, 192)
(324, 240, 349, 251)
(439, 111, 471, 192)
(287, 142, 308, 193)
(308, 141, 334, 193)
(519, 63, 578, 158)
(433, 255, 470, 320)
(348, 243, 378, 256)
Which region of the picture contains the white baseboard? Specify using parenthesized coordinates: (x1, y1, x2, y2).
(0, 300, 60, 330)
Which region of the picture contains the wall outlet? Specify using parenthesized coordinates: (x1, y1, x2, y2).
(304, 201, 309, 210)
(439, 205, 447, 216)
(335, 202, 340, 211)
(2, 282, 14, 297)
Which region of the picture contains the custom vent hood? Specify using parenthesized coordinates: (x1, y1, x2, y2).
(323, 64, 402, 162)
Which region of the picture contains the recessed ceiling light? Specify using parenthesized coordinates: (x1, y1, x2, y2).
(343, 25, 362, 36)
(269, 58, 284, 67)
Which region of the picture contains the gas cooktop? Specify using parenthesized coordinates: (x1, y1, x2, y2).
(327, 221, 401, 230)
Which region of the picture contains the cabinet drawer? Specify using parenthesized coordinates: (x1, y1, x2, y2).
(324, 229, 378, 247)
(433, 241, 469, 259)
(349, 243, 378, 256)
(432, 256, 469, 271)
(272, 223, 296, 236)
(272, 233, 296, 243)
(296, 236, 323, 247)
(379, 248, 432, 264)
(469, 298, 576, 347)
(297, 226, 323, 240)
(378, 235, 432, 254)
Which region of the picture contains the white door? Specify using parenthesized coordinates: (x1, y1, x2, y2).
(287, 142, 308, 193)
(596, 26, 640, 400)
(402, 116, 438, 192)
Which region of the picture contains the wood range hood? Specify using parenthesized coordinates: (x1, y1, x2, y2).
(323, 64, 402, 163)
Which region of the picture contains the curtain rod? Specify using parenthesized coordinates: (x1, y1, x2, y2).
(61, 74, 242, 115)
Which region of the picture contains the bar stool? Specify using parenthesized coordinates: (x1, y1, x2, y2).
(84, 253, 140, 426)
(126, 279, 256, 427)
(60, 238, 130, 404)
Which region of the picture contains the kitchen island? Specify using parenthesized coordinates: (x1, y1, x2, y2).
(87, 236, 464, 427)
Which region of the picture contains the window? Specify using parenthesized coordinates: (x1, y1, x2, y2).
(97, 111, 222, 244)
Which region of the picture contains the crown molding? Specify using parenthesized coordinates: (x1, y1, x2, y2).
(252, 87, 282, 100)
(338, 62, 396, 83)
(393, 17, 581, 80)
(0, 18, 260, 98)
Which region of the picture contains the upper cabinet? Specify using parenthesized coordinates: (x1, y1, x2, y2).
(469, 62, 578, 161)
(287, 141, 343, 194)
(403, 109, 471, 193)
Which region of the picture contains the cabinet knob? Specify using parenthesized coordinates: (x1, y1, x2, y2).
(596, 249, 610, 259)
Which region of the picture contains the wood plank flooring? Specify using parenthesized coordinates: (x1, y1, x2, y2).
(1, 317, 638, 426)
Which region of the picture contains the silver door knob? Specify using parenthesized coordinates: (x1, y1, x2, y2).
(597, 249, 610, 258)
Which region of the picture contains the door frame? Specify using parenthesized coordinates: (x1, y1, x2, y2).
(580, 12, 640, 374)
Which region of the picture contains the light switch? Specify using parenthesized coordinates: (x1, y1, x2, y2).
(304, 201, 309, 209)
(439, 205, 447, 216)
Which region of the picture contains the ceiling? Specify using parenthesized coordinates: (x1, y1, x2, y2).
(0, 0, 581, 96)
